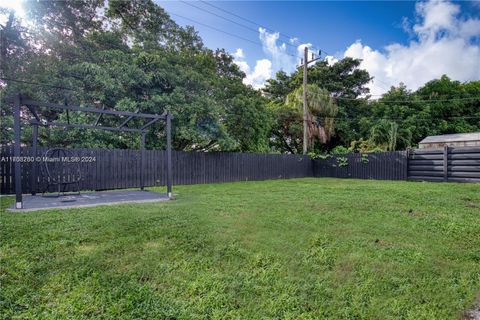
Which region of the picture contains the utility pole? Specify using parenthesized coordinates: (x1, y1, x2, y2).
(303, 47, 308, 155)
(301, 47, 322, 155)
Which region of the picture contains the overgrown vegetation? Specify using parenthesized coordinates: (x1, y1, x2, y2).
(1, 0, 479, 153)
(1, 179, 479, 319)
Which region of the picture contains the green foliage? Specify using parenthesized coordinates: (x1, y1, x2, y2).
(0, 1, 271, 152)
(265, 63, 479, 154)
(368, 120, 411, 151)
(361, 153, 369, 163)
(1, 1, 478, 154)
(269, 83, 339, 154)
(337, 156, 349, 167)
(358, 79, 480, 151)
(286, 84, 338, 147)
(349, 139, 385, 154)
(265, 58, 371, 154)
(308, 152, 331, 160)
(2, 178, 479, 318)
(331, 145, 350, 155)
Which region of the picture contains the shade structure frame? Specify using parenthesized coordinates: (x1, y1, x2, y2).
(10, 94, 174, 209)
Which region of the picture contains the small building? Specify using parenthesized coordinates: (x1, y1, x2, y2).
(418, 132, 480, 149)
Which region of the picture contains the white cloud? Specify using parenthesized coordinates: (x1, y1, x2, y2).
(233, 28, 312, 89)
(343, 0, 480, 96)
(245, 59, 272, 89)
(325, 55, 339, 65)
(233, 48, 244, 59)
(233, 48, 272, 89)
(258, 27, 299, 74)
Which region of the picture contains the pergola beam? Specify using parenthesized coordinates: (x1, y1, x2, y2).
(140, 117, 161, 130)
(94, 106, 106, 126)
(30, 120, 145, 133)
(118, 115, 134, 128)
(22, 99, 166, 120)
(11, 95, 174, 209)
(26, 105, 40, 122)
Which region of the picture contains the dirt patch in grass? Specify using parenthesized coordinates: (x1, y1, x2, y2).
(76, 243, 97, 253)
(464, 306, 480, 320)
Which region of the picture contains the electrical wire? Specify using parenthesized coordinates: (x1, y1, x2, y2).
(180, 0, 314, 56)
(179, 1, 261, 36)
(0, 77, 77, 91)
(334, 96, 480, 103)
(169, 11, 300, 58)
(199, 0, 331, 56)
(302, 114, 480, 123)
(200, 1, 294, 38)
(3, 77, 478, 105)
(169, 12, 265, 48)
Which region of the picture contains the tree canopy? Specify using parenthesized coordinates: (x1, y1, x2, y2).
(1, 1, 478, 154)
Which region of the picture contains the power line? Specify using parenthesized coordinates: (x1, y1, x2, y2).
(200, 0, 295, 40)
(179, 1, 259, 35)
(303, 114, 480, 123)
(4, 77, 477, 104)
(199, 0, 331, 56)
(369, 78, 395, 93)
(181, 0, 304, 53)
(169, 11, 298, 58)
(0, 77, 77, 91)
(372, 78, 392, 89)
(169, 12, 263, 48)
(334, 96, 480, 103)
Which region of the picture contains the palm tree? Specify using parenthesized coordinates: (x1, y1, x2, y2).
(286, 84, 338, 149)
(369, 120, 411, 151)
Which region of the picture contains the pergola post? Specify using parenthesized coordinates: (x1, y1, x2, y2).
(13, 95, 22, 209)
(8, 96, 172, 207)
(166, 112, 173, 198)
(140, 132, 146, 190)
(31, 124, 38, 195)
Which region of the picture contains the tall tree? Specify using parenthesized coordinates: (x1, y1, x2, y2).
(270, 84, 338, 154)
(264, 57, 370, 153)
(0, 0, 272, 152)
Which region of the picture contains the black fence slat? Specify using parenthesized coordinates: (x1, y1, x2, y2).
(2, 146, 479, 195)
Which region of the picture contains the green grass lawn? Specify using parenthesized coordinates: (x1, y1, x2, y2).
(1, 178, 479, 319)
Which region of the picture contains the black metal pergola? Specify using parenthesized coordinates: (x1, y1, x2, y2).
(11, 94, 173, 209)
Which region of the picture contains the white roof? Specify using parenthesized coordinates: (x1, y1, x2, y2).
(419, 132, 480, 144)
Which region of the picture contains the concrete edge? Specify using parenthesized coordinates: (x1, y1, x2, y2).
(6, 197, 170, 213)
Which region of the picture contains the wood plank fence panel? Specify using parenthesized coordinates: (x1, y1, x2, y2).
(408, 147, 480, 182)
(2, 146, 478, 195)
(312, 151, 408, 181)
(0, 147, 312, 194)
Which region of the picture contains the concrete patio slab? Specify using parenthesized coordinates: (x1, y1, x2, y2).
(7, 190, 169, 212)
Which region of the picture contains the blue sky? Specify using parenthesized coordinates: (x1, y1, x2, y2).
(159, 0, 480, 94)
(159, 1, 416, 59)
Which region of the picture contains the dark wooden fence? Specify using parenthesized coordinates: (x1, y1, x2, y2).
(0, 146, 312, 194)
(408, 146, 480, 183)
(2, 145, 479, 195)
(312, 151, 408, 180)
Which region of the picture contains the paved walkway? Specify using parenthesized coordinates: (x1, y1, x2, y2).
(8, 190, 169, 212)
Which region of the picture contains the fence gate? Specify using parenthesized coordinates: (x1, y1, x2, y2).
(408, 146, 480, 182)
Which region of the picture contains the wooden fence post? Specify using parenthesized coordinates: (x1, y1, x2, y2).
(31, 124, 38, 195)
(166, 113, 173, 198)
(140, 132, 146, 190)
(13, 94, 22, 208)
(405, 149, 410, 180)
(443, 144, 449, 182)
